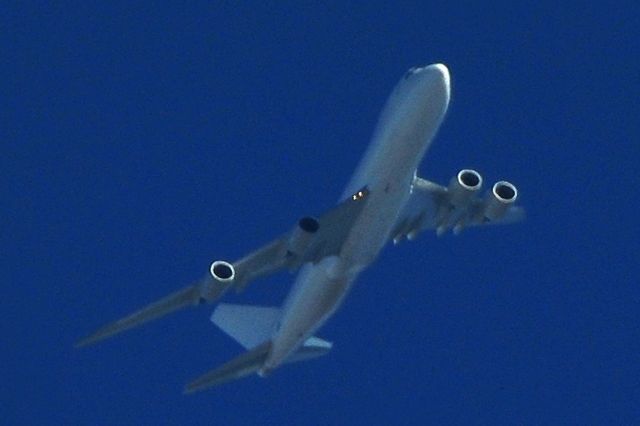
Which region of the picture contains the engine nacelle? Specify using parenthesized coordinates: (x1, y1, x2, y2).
(210, 260, 235, 284)
(483, 181, 518, 221)
(447, 169, 483, 208)
(287, 216, 320, 256)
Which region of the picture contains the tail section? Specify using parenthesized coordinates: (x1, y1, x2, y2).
(184, 335, 333, 393)
(184, 303, 334, 393)
(211, 303, 332, 363)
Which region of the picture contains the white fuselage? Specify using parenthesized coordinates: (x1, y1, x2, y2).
(262, 64, 451, 373)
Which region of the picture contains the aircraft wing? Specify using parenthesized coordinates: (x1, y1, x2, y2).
(230, 186, 370, 290)
(390, 175, 524, 241)
(76, 187, 370, 347)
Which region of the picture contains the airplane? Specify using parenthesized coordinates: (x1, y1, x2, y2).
(76, 63, 524, 393)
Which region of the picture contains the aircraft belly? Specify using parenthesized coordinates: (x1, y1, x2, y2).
(264, 257, 354, 372)
(340, 183, 410, 265)
(264, 187, 407, 372)
(264, 64, 451, 375)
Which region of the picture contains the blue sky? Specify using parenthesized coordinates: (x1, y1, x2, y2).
(4, 3, 638, 424)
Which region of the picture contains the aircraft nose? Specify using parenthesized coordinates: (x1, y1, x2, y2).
(426, 63, 450, 87)
(418, 63, 450, 101)
(410, 63, 451, 114)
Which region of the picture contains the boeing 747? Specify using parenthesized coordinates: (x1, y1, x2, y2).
(77, 63, 524, 393)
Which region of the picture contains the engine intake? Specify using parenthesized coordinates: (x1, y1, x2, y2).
(483, 181, 518, 221)
(210, 260, 235, 283)
(447, 169, 483, 207)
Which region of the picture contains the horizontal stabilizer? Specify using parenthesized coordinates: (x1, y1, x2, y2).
(184, 336, 332, 393)
(285, 336, 333, 364)
(211, 304, 280, 349)
(184, 341, 272, 394)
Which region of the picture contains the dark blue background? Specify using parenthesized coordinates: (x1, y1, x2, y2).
(4, 3, 638, 424)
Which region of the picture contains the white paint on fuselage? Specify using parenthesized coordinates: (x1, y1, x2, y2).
(261, 64, 451, 374)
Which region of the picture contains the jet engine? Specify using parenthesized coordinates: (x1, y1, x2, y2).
(194, 260, 236, 302)
(287, 216, 320, 256)
(483, 181, 518, 221)
(447, 169, 483, 207)
(210, 260, 236, 283)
